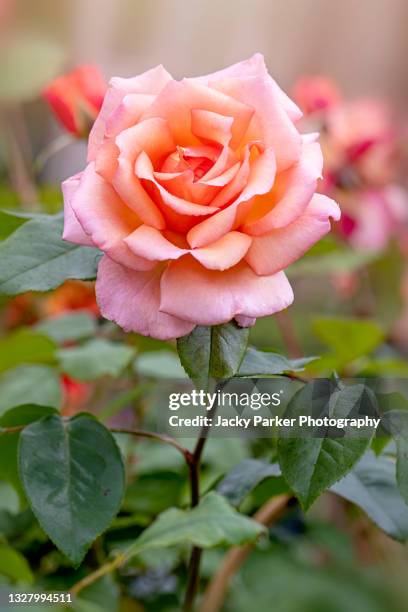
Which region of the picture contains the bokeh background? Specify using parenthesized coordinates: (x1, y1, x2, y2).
(1, 1, 408, 611)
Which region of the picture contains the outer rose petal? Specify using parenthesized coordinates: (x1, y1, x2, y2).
(126, 226, 251, 271)
(160, 256, 294, 325)
(245, 194, 341, 275)
(62, 173, 94, 246)
(71, 163, 154, 271)
(88, 65, 172, 160)
(198, 53, 302, 121)
(96, 256, 195, 340)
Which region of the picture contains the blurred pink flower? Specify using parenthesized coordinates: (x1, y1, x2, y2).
(292, 76, 341, 115)
(43, 65, 107, 137)
(339, 186, 408, 251)
(294, 79, 408, 252)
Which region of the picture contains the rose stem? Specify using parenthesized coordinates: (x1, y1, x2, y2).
(183, 381, 225, 612)
(200, 494, 292, 612)
(275, 310, 303, 358)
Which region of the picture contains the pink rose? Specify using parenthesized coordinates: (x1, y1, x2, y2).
(293, 76, 341, 115)
(62, 54, 340, 340)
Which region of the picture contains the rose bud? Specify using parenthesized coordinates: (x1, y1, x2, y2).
(62, 55, 340, 340)
(43, 65, 107, 138)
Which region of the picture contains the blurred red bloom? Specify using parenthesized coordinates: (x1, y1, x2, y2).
(42, 280, 99, 317)
(61, 374, 92, 417)
(43, 65, 107, 137)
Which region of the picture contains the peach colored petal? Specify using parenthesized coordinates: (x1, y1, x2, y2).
(210, 144, 251, 207)
(115, 117, 175, 166)
(113, 156, 166, 229)
(186, 147, 276, 248)
(70, 163, 154, 271)
(105, 93, 155, 137)
(125, 225, 251, 270)
(160, 256, 293, 325)
(243, 140, 323, 234)
(62, 173, 94, 246)
(96, 255, 194, 339)
(154, 169, 217, 206)
(245, 194, 341, 275)
(135, 151, 219, 216)
(192, 231, 252, 270)
(142, 79, 254, 149)
(191, 109, 233, 146)
(125, 225, 187, 261)
(198, 53, 302, 122)
(213, 75, 301, 171)
(88, 65, 172, 161)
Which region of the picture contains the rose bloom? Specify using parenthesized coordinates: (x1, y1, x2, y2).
(62, 55, 340, 340)
(43, 65, 107, 137)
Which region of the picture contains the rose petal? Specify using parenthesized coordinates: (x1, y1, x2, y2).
(212, 75, 301, 171)
(96, 255, 195, 339)
(160, 256, 293, 325)
(197, 53, 302, 122)
(135, 151, 219, 216)
(192, 231, 252, 270)
(125, 225, 249, 271)
(70, 163, 154, 271)
(245, 194, 341, 275)
(142, 79, 254, 149)
(186, 147, 276, 248)
(191, 109, 234, 146)
(88, 65, 172, 161)
(62, 173, 94, 246)
(243, 140, 323, 234)
(105, 93, 155, 137)
(125, 225, 187, 261)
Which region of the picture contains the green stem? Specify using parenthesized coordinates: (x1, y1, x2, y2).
(183, 384, 223, 611)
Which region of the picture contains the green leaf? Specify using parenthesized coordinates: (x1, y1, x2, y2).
(381, 411, 408, 506)
(35, 312, 97, 343)
(237, 347, 316, 377)
(0, 364, 62, 415)
(311, 317, 384, 372)
(58, 339, 134, 381)
(126, 492, 264, 560)
(0, 214, 102, 295)
(331, 452, 408, 542)
(0, 405, 59, 502)
(18, 414, 125, 565)
(0, 209, 36, 240)
(0, 545, 33, 583)
(0, 33, 65, 102)
(217, 459, 282, 507)
(134, 350, 188, 379)
(278, 381, 376, 510)
(0, 330, 56, 374)
(0, 404, 58, 428)
(177, 322, 249, 388)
